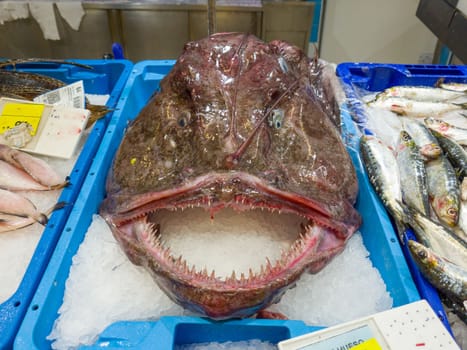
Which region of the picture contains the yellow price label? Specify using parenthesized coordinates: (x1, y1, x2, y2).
(0, 102, 44, 135)
(351, 338, 382, 350)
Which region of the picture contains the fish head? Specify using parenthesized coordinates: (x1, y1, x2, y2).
(100, 33, 361, 319)
(433, 192, 459, 227)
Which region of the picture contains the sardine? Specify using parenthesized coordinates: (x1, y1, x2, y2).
(377, 85, 466, 102)
(396, 131, 430, 216)
(367, 96, 467, 118)
(408, 240, 467, 303)
(438, 82, 467, 93)
(360, 135, 405, 233)
(401, 118, 441, 159)
(0, 144, 67, 190)
(425, 154, 460, 227)
(424, 118, 467, 146)
(0, 188, 47, 225)
(431, 130, 467, 182)
(405, 207, 467, 269)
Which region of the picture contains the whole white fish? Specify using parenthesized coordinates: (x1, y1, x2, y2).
(425, 118, 467, 146)
(378, 85, 466, 102)
(368, 96, 467, 118)
(0, 160, 55, 191)
(401, 118, 442, 160)
(0, 144, 67, 190)
(0, 201, 66, 233)
(0, 188, 47, 224)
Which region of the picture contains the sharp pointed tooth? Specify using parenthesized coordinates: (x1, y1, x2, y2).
(210, 270, 216, 280)
(240, 272, 245, 284)
(248, 268, 254, 282)
(266, 257, 272, 270)
(231, 270, 236, 281)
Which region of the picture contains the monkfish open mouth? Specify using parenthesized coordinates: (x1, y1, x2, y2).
(101, 173, 359, 319)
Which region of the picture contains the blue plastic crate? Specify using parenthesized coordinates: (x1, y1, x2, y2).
(15, 60, 420, 350)
(336, 62, 467, 333)
(0, 59, 132, 350)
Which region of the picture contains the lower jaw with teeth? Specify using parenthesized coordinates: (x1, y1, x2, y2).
(115, 207, 343, 319)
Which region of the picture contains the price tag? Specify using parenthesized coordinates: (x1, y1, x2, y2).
(33, 80, 85, 109)
(0, 102, 44, 135)
(32, 104, 90, 159)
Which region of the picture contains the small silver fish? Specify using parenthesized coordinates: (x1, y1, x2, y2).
(360, 135, 405, 233)
(425, 154, 460, 227)
(401, 118, 442, 160)
(396, 130, 430, 216)
(368, 96, 467, 118)
(431, 129, 467, 182)
(438, 82, 467, 93)
(405, 207, 467, 269)
(408, 240, 466, 304)
(424, 118, 467, 146)
(378, 85, 466, 102)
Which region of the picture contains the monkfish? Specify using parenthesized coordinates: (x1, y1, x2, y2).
(100, 33, 361, 319)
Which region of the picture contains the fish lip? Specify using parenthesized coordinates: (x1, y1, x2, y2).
(101, 171, 361, 238)
(100, 172, 360, 319)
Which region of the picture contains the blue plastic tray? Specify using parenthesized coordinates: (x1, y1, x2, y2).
(0, 59, 133, 350)
(15, 60, 420, 349)
(336, 62, 467, 333)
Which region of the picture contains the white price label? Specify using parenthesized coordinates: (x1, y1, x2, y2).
(34, 80, 85, 109)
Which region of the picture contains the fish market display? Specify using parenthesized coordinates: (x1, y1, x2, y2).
(359, 81, 467, 324)
(0, 144, 66, 232)
(0, 62, 110, 127)
(100, 33, 361, 319)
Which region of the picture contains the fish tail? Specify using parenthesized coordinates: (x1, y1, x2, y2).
(36, 213, 48, 226)
(35, 201, 68, 226)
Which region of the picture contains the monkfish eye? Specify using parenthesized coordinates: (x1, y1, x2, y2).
(278, 57, 289, 73)
(269, 109, 284, 129)
(178, 111, 191, 127)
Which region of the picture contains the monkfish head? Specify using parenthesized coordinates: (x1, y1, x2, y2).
(100, 33, 361, 319)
